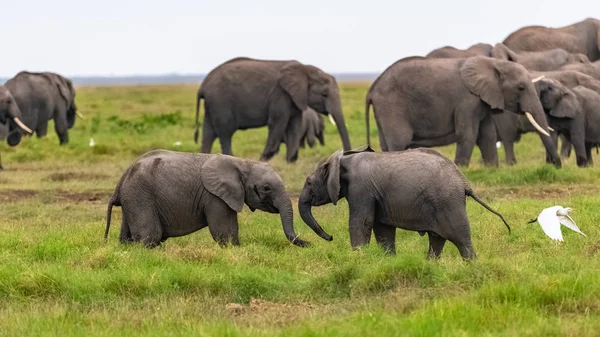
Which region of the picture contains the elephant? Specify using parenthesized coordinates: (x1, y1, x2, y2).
(298, 146, 510, 260)
(0, 85, 34, 169)
(560, 61, 600, 80)
(491, 43, 590, 71)
(4, 71, 80, 146)
(365, 56, 561, 168)
(503, 18, 600, 62)
(282, 108, 325, 149)
(426, 43, 493, 58)
(105, 150, 310, 248)
(193, 57, 351, 162)
(534, 80, 600, 167)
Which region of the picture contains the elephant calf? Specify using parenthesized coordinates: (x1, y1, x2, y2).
(105, 150, 309, 248)
(298, 147, 510, 260)
(282, 108, 325, 149)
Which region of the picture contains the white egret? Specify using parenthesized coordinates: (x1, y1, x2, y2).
(528, 206, 586, 242)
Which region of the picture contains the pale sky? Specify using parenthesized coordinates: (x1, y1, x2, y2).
(3, 0, 599, 77)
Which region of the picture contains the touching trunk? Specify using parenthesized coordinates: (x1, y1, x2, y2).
(274, 192, 310, 247)
(298, 188, 333, 241)
(326, 90, 351, 151)
(521, 89, 562, 167)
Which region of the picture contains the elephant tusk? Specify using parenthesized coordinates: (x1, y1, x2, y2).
(531, 75, 545, 83)
(13, 118, 33, 134)
(548, 126, 555, 132)
(328, 114, 336, 126)
(76, 111, 85, 120)
(525, 112, 550, 137)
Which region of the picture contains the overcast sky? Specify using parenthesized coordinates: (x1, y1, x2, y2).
(2, 0, 599, 77)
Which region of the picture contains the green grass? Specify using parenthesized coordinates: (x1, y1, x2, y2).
(1, 83, 599, 336)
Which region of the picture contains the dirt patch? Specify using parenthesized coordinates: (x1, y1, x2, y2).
(226, 298, 326, 326)
(0, 189, 112, 203)
(475, 184, 600, 201)
(54, 191, 112, 203)
(43, 172, 111, 182)
(0, 189, 38, 202)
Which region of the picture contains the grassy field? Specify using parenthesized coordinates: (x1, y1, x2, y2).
(1, 82, 599, 336)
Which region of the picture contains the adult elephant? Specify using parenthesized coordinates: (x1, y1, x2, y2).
(491, 43, 590, 71)
(426, 43, 493, 58)
(503, 18, 600, 62)
(494, 71, 600, 164)
(365, 56, 560, 168)
(194, 57, 351, 162)
(0, 85, 34, 169)
(4, 71, 81, 145)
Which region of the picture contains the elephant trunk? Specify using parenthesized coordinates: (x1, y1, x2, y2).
(274, 192, 310, 247)
(298, 188, 333, 241)
(326, 89, 351, 151)
(521, 86, 561, 167)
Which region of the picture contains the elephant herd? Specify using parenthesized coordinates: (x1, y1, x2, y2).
(4, 18, 600, 259)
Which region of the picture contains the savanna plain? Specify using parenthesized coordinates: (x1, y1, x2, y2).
(1, 83, 600, 337)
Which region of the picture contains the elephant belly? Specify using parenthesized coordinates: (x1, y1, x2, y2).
(161, 209, 208, 238)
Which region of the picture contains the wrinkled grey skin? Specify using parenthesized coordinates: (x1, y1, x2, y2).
(560, 61, 600, 80)
(282, 108, 325, 149)
(426, 43, 493, 58)
(491, 43, 590, 71)
(298, 147, 510, 260)
(494, 72, 600, 164)
(194, 58, 351, 162)
(535, 82, 600, 167)
(365, 56, 561, 168)
(105, 150, 309, 248)
(0, 85, 32, 170)
(3, 72, 77, 146)
(503, 18, 600, 62)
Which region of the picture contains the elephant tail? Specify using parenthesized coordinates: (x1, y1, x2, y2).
(105, 172, 126, 242)
(466, 189, 511, 233)
(194, 89, 204, 144)
(365, 95, 373, 147)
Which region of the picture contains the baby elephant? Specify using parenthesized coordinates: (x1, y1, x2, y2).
(298, 147, 510, 260)
(105, 150, 309, 248)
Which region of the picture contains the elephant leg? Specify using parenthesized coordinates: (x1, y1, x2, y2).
(206, 199, 239, 246)
(476, 115, 499, 167)
(546, 132, 560, 164)
(347, 197, 375, 249)
(570, 131, 588, 167)
(426, 232, 447, 259)
(284, 113, 302, 163)
(373, 223, 396, 255)
(125, 204, 163, 248)
(454, 113, 479, 167)
(218, 132, 235, 156)
(54, 117, 69, 145)
(36, 120, 49, 139)
(375, 117, 389, 152)
(585, 143, 594, 166)
(437, 208, 476, 261)
(200, 116, 217, 153)
(119, 215, 133, 243)
(260, 114, 288, 161)
(560, 134, 572, 158)
(503, 141, 517, 165)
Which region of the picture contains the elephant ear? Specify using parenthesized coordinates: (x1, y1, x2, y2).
(324, 150, 343, 205)
(279, 62, 308, 112)
(48, 74, 73, 108)
(460, 57, 505, 110)
(201, 155, 245, 212)
(491, 43, 519, 63)
(549, 89, 580, 119)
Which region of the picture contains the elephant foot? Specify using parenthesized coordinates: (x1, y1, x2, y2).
(260, 151, 278, 162)
(576, 157, 589, 168)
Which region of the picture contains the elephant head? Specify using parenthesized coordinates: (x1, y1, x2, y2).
(535, 78, 581, 119)
(279, 62, 351, 151)
(492, 43, 591, 71)
(298, 149, 349, 242)
(201, 155, 309, 247)
(460, 56, 561, 166)
(0, 85, 33, 146)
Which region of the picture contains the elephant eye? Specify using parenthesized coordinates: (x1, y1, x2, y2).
(518, 85, 526, 91)
(263, 185, 272, 192)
